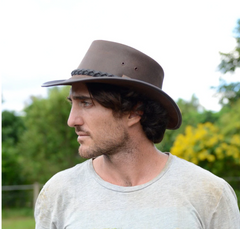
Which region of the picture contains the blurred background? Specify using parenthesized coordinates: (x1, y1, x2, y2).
(1, 0, 240, 228)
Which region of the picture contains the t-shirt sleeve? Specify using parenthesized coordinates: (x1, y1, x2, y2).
(34, 176, 60, 229)
(209, 182, 240, 228)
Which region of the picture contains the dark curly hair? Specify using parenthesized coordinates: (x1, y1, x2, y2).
(86, 83, 169, 143)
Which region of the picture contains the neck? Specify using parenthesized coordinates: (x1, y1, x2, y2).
(93, 139, 168, 187)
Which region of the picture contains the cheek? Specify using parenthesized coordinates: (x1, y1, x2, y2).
(88, 109, 125, 136)
(95, 119, 117, 135)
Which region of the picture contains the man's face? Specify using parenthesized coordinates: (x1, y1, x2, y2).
(67, 83, 130, 159)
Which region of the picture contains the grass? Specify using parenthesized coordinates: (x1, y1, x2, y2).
(2, 218, 35, 229)
(2, 208, 35, 229)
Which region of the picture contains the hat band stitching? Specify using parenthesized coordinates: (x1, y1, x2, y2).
(71, 69, 120, 78)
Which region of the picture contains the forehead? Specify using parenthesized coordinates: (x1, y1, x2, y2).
(69, 83, 90, 96)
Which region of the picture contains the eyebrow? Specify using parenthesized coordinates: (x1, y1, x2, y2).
(67, 95, 92, 102)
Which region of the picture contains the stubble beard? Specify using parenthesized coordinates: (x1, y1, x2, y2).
(78, 128, 130, 159)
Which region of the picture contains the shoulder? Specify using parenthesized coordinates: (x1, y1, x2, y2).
(169, 154, 225, 186)
(34, 160, 91, 228)
(167, 154, 236, 204)
(166, 154, 240, 226)
(40, 159, 90, 196)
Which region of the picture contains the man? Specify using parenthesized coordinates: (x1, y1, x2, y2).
(35, 40, 240, 228)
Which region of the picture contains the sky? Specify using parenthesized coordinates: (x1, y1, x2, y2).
(1, 0, 240, 114)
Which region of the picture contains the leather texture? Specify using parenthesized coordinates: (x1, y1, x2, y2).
(42, 40, 182, 129)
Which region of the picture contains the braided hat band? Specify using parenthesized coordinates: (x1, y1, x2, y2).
(71, 69, 118, 78)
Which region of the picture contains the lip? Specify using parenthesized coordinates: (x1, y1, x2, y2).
(77, 135, 88, 143)
(76, 132, 90, 143)
(76, 131, 89, 136)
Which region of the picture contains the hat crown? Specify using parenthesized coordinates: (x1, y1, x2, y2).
(77, 40, 164, 89)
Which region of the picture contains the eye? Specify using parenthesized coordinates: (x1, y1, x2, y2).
(67, 97, 72, 105)
(80, 100, 93, 107)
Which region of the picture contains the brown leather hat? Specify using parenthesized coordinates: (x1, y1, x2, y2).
(42, 40, 182, 129)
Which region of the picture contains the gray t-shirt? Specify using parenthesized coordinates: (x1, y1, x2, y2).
(35, 153, 240, 228)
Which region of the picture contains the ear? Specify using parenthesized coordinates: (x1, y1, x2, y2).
(127, 110, 143, 127)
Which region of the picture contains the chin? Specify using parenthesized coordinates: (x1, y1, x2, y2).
(78, 146, 98, 159)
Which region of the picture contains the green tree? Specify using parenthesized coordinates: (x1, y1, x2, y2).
(17, 87, 85, 184)
(2, 110, 25, 143)
(2, 111, 26, 185)
(219, 19, 240, 73)
(216, 19, 240, 106)
(217, 98, 240, 137)
(214, 79, 240, 106)
(158, 95, 218, 152)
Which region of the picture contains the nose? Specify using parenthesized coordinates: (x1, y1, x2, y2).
(67, 105, 84, 127)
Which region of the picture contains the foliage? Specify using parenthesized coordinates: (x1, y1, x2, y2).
(170, 120, 240, 177)
(215, 19, 240, 106)
(2, 111, 33, 208)
(16, 87, 85, 184)
(218, 19, 240, 73)
(158, 95, 219, 152)
(217, 99, 240, 136)
(213, 79, 240, 106)
(2, 111, 26, 185)
(170, 94, 240, 178)
(170, 19, 240, 177)
(2, 110, 25, 143)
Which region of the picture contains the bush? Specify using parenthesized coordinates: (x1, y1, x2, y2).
(171, 122, 240, 177)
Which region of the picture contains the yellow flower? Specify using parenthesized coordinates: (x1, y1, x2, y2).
(191, 157, 198, 164)
(206, 136, 218, 148)
(220, 142, 228, 150)
(215, 147, 224, 159)
(231, 135, 240, 146)
(207, 154, 215, 162)
(198, 150, 208, 161)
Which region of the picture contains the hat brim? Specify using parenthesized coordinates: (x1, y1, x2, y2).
(42, 76, 182, 130)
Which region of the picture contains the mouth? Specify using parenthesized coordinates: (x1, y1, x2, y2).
(76, 132, 90, 143)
